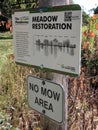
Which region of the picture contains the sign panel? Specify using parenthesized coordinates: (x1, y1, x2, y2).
(12, 5, 82, 75)
(27, 75, 64, 123)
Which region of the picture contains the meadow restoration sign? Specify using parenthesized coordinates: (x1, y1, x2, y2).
(12, 4, 82, 75)
(27, 75, 65, 123)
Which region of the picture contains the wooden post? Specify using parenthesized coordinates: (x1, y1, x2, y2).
(39, 0, 69, 130)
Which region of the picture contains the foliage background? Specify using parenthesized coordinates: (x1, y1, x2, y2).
(0, 1, 98, 130)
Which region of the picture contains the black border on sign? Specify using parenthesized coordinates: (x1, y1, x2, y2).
(27, 75, 65, 124)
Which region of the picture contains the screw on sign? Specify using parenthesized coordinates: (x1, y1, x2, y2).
(42, 80, 45, 85)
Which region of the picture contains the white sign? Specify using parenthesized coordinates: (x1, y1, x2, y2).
(12, 5, 82, 75)
(27, 75, 64, 123)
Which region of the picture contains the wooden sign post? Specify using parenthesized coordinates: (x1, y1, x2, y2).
(38, 0, 69, 130)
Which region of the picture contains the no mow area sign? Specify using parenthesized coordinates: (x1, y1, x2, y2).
(27, 75, 65, 123)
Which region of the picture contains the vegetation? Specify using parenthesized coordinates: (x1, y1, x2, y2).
(68, 13, 98, 130)
(0, 0, 39, 18)
(0, 7, 98, 130)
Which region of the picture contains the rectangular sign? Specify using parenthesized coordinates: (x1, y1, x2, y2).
(12, 5, 82, 75)
(27, 75, 65, 123)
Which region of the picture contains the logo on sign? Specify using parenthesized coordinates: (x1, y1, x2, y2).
(15, 16, 29, 24)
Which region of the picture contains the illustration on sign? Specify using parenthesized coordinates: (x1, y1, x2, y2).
(34, 35, 76, 57)
(12, 5, 82, 75)
(27, 75, 65, 123)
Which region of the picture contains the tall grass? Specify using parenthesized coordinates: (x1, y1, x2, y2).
(0, 39, 41, 110)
